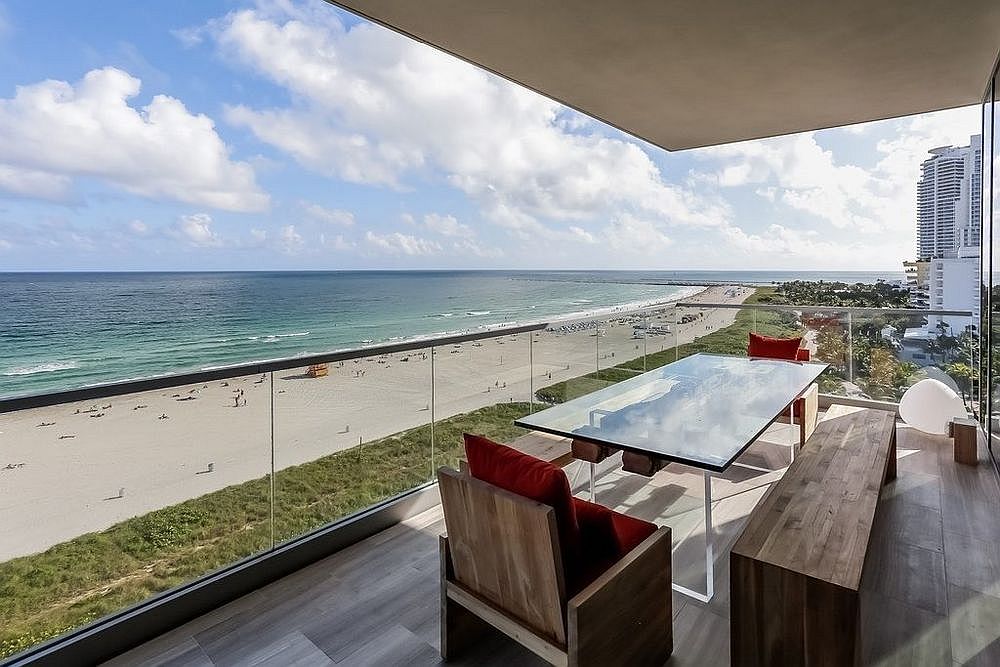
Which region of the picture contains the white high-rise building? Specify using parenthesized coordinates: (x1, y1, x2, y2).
(905, 135, 982, 342)
(915, 135, 982, 260)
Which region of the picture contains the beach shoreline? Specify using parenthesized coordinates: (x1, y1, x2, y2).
(0, 285, 752, 560)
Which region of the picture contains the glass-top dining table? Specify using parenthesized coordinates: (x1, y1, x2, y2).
(515, 352, 828, 601)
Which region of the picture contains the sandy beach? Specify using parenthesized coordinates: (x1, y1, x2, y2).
(0, 286, 752, 560)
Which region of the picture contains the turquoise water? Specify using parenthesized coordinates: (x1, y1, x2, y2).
(0, 270, 900, 399)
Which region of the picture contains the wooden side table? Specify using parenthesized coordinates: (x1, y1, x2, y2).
(950, 417, 979, 466)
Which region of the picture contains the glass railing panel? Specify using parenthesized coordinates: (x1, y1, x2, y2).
(797, 309, 852, 394)
(637, 305, 676, 368)
(271, 351, 433, 545)
(849, 312, 978, 406)
(532, 317, 606, 405)
(594, 313, 645, 387)
(671, 302, 785, 360)
(432, 332, 533, 470)
(0, 374, 272, 659)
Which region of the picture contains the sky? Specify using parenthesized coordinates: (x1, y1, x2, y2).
(0, 0, 985, 272)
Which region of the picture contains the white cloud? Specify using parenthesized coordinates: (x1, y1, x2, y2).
(695, 105, 980, 236)
(250, 228, 268, 243)
(0, 238, 11, 250)
(0, 165, 70, 201)
(128, 219, 149, 235)
(424, 213, 472, 238)
(171, 213, 221, 247)
(603, 215, 673, 254)
(279, 224, 304, 253)
(365, 230, 441, 256)
(301, 200, 355, 226)
(568, 226, 596, 244)
(0, 67, 269, 211)
(202, 5, 727, 246)
(452, 238, 502, 258)
(171, 26, 203, 48)
(322, 233, 356, 251)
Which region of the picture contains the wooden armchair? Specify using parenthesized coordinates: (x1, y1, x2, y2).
(437, 437, 672, 666)
(747, 333, 819, 450)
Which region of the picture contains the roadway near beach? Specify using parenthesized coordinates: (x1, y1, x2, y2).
(0, 286, 752, 560)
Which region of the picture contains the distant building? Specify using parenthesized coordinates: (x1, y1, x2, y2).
(915, 135, 981, 260)
(903, 259, 930, 309)
(927, 247, 980, 334)
(905, 135, 981, 342)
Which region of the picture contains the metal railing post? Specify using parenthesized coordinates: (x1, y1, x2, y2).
(674, 306, 679, 361)
(269, 371, 275, 549)
(430, 347, 436, 472)
(595, 321, 600, 379)
(528, 334, 534, 413)
(847, 312, 854, 383)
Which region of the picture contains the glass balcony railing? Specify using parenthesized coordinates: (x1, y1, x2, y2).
(0, 299, 978, 660)
(670, 302, 978, 408)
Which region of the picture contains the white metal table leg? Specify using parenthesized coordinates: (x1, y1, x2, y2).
(703, 470, 715, 600)
(789, 399, 796, 463)
(589, 462, 596, 501)
(671, 470, 715, 603)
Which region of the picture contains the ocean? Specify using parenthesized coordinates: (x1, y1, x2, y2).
(0, 270, 902, 398)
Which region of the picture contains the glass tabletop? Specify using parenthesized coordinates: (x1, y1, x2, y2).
(516, 353, 828, 471)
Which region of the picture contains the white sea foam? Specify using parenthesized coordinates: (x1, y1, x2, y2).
(466, 311, 491, 316)
(250, 332, 310, 342)
(3, 361, 80, 376)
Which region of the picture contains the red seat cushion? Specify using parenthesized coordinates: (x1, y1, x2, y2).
(572, 497, 658, 594)
(748, 332, 803, 360)
(795, 348, 810, 361)
(463, 434, 659, 596)
(463, 433, 581, 567)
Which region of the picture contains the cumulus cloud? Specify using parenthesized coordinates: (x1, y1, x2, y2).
(279, 224, 304, 253)
(322, 233, 356, 251)
(199, 4, 728, 246)
(452, 238, 502, 258)
(0, 164, 70, 201)
(568, 226, 597, 244)
(300, 200, 355, 226)
(695, 105, 980, 236)
(0, 67, 269, 211)
(171, 213, 222, 247)
(603, 215, 673, 254)
(365, 231, 441, 256)
(424, 213, 472, 238)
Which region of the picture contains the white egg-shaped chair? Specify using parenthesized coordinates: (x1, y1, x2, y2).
(898, 378, 968, 436)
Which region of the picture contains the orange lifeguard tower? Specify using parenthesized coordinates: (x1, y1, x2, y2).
(306, 363, 329, 378)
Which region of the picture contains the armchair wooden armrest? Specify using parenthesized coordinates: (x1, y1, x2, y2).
(567, 526, 672, 667)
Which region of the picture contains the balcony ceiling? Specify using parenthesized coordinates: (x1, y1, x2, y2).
(332, 0, 1000, 150)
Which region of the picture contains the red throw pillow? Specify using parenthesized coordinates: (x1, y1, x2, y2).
(795, 348, 811, 361)
(463, 433, 580, 563)
(748, 332, 803, 360)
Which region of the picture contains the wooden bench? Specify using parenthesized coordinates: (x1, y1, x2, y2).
(730, 406, 897, 666)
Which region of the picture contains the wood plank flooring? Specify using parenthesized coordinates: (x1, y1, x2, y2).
(103, 419, 1000, 666)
